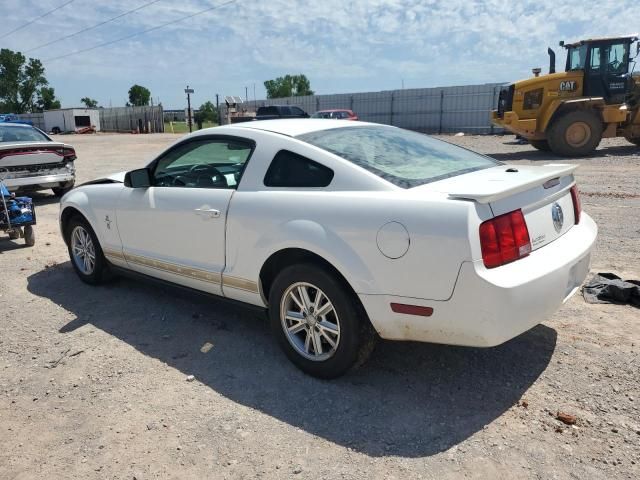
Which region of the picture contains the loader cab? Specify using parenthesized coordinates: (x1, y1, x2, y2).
(563, 36, 638, 104)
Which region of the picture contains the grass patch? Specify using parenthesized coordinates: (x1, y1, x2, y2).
(164, 121, 217, 134)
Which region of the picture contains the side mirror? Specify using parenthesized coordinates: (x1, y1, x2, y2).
(124, 168, 151, 188)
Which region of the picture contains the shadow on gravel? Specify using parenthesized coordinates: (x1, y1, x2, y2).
(487, 144, 640, 162)
(28, 263, 556, 458)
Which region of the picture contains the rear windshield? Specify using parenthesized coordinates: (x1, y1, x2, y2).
(0, 125, 49, 143)
(297, 126, 499, 188)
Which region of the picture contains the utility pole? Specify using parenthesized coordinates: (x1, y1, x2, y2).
(245, 86, 248, 103)
(185, 85, 194, 133)
(215, 93, 220, 126)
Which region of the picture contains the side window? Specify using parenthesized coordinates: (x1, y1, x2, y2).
(589, 46, 601, 72)
(153, 138, 253, 189)
(264, 150, 334, 188)
(605, 43, 628, 73)
(280, 106, 292, 116)
(291, 106, 304, 116)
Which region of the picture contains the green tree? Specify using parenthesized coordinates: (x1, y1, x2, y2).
(37, 87, 61, 110)
(80, 97, 98, 108)
(0, 48, 53, 113)
(194, 101, 219, 129)
(264, 74, 314, 99)
(128, 84, 151, 106)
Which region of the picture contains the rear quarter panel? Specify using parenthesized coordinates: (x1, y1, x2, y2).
(225, 190, 488, 302)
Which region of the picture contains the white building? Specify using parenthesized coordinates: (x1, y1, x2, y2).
(43, 108, 101, 133)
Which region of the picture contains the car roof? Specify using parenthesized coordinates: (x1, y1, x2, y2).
(316, 109, 352, 113)
(214, 119, 379, 137)
(0, 122, 34, 128)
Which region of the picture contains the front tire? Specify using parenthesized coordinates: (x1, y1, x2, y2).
(547, 110, 602, 157)
(625, 135, 640, 147)
(268, 263, 376, 379)
(64, 216, 110, 284)
(529, 139, 551, 151)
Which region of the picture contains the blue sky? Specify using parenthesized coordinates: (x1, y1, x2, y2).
(1, 0, 638, 109)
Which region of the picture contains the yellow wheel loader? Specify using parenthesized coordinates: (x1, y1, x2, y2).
(492, 35, 640, 156)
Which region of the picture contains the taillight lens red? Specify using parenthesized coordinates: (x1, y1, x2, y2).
(570, 184, 581, 224)
(479, 209, 532, 268)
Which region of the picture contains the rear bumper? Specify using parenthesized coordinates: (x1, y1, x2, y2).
(3, 172, 75, 191)
(359, 213, 597, 347)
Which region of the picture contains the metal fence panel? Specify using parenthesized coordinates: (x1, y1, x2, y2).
(14, 113, 45, 130)
(222, 82, 505, 134)
(99, 106, 164, 133)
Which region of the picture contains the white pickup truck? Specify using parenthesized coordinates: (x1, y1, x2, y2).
(0, 123, 76, 196)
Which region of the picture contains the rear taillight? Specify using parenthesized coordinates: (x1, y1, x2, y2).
(479, 209, 531, 268)
(62, 148, 76, 161)
(570, 184, 581, 224)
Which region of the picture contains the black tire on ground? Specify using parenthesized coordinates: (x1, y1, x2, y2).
(268, 263, 377, 379)
(547, 110, 603, 157)
(51, 127, 61, 134)
(64, 215, 111, 285)
(625, 136, 640, 147)
(23, 225, 35, 246)
(52, 181, 75, 197)
(529, 139, 551, 151)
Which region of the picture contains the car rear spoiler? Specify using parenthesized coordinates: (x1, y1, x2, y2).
(447, 164, 578, 203)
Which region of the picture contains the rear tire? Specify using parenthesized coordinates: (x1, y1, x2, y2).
(268, 263, 376, 379)
(64, 216, 111, 285)
(529, 139, 551, 151)
(52, 181, 75, 197)
(547, 110, 603, 157)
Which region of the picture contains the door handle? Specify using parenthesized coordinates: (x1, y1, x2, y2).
(194, 208, 221, 218)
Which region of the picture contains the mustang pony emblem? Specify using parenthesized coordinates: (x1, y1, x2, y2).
(551, 202, 564, 233)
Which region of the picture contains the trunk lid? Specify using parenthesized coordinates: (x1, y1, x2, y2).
(0, 141, 74, 168)
(422, 164, 579, 252)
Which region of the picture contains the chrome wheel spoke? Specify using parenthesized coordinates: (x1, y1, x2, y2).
(280, 282, 341, 362)
(70, 226, 95, 275)
(315, 300, 334, 318)
(311, 329, 323, 355)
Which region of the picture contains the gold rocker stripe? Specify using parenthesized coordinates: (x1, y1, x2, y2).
(123, 252, 222, 285)
(103, 248, 125, 260)
(222, 275, 260, 294)
(108, 251, 259, 294)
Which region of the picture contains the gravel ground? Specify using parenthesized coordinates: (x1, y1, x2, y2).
(0, 132, 638, 479)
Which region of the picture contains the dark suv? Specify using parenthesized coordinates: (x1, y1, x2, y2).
(255, 105, 309, 120)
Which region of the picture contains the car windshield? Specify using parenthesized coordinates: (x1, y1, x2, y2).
(297, 126, 499, 188)
(0, 125, 49, 143)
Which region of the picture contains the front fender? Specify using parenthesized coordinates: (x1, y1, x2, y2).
(59, 184, 123, 251)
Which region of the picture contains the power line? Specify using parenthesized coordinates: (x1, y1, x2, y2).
(0, 0, 75, 40)
(26, 0, 163, 53)
(44, 0, 239, 63)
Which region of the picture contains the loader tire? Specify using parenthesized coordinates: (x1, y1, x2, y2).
(529, 140, 551, 151)
(625, 136, 640, 147)
(547, 110, 602, 157)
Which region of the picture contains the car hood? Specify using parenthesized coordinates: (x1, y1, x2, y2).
(80, 170, 126, 187)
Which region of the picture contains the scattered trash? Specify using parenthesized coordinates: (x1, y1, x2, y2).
(186, 375, 195, 382)
(582, 273, 640, 308)
(454, 132, 465, 137)
(556, 412, 577, 425)
(200, 342, 214, 353)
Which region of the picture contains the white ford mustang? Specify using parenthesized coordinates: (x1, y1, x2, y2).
(59, 119, 597, 378)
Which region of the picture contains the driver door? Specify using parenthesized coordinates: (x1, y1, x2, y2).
(116, 136, 254, 295)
